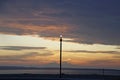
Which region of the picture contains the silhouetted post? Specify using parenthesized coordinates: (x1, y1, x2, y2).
(60, 35, 62, 78)
(103, 69, 104, 80)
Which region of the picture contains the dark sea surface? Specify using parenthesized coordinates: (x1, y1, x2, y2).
(0, 69, 120, 75)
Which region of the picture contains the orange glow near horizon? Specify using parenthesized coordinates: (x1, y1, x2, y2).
(0, 34, 120, 69)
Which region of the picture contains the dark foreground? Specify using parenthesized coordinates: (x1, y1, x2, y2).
(0, 74, 119, 80)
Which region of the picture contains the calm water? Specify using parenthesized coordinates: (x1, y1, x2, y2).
(0, 69, 120, 75)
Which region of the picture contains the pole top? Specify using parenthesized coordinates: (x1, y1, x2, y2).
(60, 35, 62, 38)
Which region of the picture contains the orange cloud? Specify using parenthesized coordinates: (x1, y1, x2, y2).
(0, 21, 69, 35)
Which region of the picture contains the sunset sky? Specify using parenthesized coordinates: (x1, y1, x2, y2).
(0, 0, 120, 69)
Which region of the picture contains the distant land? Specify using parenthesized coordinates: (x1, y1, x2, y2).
(0, 66, 120, 71)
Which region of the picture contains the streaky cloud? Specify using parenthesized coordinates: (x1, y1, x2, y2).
(0, 46, 46, 50)
(116, 47, 120, 49)
(0, 52, 53, 61)
(65, 50, 120, 54)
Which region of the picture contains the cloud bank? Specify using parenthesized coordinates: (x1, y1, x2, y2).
(0, 0, 120, 45)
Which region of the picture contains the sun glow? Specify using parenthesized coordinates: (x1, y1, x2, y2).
(0, 34, 120, 68)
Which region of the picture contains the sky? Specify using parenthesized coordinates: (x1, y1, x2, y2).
(0, 0, 120, 69)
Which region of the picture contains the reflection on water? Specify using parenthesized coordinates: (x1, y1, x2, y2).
(0, 69, 120, 75)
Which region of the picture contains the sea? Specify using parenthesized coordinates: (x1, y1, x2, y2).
(0, 69, 120, 75)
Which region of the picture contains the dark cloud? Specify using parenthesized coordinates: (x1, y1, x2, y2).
(65, 50, 120, 54)
(116, 47, 120, 49)
(0, 0, 120, 45)
(0, 46, 46, 50)
(0, 26, 25, 35)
